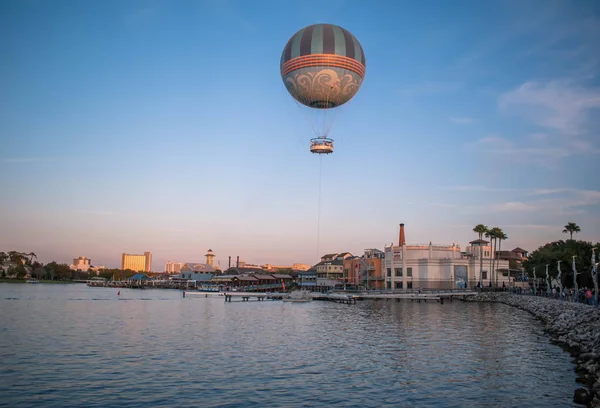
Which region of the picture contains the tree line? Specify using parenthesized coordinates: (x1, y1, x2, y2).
(471, 221, 598, 288)
(0, 251, 143, 281)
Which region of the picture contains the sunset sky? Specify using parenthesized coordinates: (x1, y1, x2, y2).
(1, 0, 599, 270)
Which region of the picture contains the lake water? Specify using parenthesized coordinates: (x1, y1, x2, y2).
(0, 284, 580, 407)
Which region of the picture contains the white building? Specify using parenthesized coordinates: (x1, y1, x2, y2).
(70, 256, 91, 271)
(383, 224, 509, 289)
(177, 263, 215, 282)
(165, 261, 183, 274)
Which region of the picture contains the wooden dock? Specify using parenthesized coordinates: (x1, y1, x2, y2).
(355, 290, 477, 303)
(222, 292, 356, 304)
(219, 290, 476, 304)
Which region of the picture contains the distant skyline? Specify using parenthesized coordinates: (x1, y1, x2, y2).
(1, 0, 599, 269)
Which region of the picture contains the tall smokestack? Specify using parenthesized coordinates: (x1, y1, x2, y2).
(236, 256, 239, 268)
(228, 256, 231, 269)
(399, 223, 406, 247)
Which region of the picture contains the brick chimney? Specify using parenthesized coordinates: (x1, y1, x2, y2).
(399, 223, 406, 247)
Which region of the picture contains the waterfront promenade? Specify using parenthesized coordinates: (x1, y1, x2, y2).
(467, 292, 600, 406)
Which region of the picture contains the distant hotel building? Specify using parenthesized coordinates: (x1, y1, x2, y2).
(122, 252, 152, 272)
(165, 261, 183, 274)
(70, 256, 91, 271)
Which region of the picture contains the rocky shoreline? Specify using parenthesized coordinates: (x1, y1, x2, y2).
(465, 292, 600, 406)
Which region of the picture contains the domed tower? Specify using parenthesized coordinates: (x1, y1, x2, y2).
(204, 249, 215, 268)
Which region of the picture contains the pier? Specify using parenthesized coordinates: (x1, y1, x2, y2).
(356, 290, 478, 303)
(220, 292, 357, 304)
(186, 289, 477, 304)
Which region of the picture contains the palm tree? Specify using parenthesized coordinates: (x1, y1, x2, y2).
(473, 224, 488, 286)
(562, 222, 581, 240)
(486, 227, 503, 287)
(495, 229, 507, 286)
(27, 252, 37, 265)
(473, 224, 488, 240)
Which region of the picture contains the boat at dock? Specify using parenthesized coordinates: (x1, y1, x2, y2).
(282, 290, 312, 303)
(26, 278, 40, 283)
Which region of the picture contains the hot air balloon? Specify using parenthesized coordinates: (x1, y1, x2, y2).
(280, 23, 366, 154)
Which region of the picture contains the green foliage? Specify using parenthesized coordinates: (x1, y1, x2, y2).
(14, 264, 27, 278)
(44, 262, 72, 280)
(473, 224, 488, 239)
(562, 222, 581, 240)
(523, 240, 599, 288)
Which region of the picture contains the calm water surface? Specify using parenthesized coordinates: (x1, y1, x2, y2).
(0, 284, 579, 407)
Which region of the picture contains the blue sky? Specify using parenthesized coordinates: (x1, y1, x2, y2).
(1, 0, 599, 270)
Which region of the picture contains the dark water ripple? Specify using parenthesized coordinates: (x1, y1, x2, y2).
(0, 284, 580, 407)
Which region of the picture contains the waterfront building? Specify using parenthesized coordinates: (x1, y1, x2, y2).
(204, 249, 215, 267)
(122, 252, 152, 272)
(178, 262, 215, 281)
(298, 268, 317, 289)
(343, 249, 386, 290)
(263, 263, 311, 272)
(314, 252, 353, 288)
(70, 256, 91, 271)
(384, 224, 509, 289)
(165, 261, 183, 274)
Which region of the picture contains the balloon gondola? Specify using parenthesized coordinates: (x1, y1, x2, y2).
(280, 23, 366, 153)
(309, 137, 334, 154)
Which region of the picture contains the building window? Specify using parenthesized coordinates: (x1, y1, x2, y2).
(387, 268, 391, 277)
(407, 282, 413, 289)
(395, 282, 403, 289)
(407, 268, 412, 277)
(395, 268, 402, 277)
(482, 271, 488, 279)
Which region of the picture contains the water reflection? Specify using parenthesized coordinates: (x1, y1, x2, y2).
(0, 284, 579, 407)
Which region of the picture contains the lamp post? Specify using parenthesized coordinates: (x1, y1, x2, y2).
(557, 260, 563, 297)
(572, 256, 578, 303)
(545, 264, 550, 297)
(592, 249, 597, 306)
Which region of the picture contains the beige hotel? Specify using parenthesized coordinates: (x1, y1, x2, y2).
(121, 252, 152, 272)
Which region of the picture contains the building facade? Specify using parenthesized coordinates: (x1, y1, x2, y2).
(204, 249, 215, 268)
(165, 261, 183, 274)
(178, 262, 215, 281)
(314, 252, 353, 288)
(343, 249, 386, 289)
(122, 252, 152, 272)
(384, 242, 509, 289)
(383, 224, 509, 289)
(70, 256, 91, 271)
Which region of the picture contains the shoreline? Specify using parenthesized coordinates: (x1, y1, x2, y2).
(0, 279, 82, 284)
(465, 292, 600, 407)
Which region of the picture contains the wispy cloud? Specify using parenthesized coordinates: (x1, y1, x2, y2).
(498, 80, 600, 136)
(76, 210, 121, 216)
(402, 201, 458, 208)
(449, 116, 473, 125)
(439, 185, 516, 193)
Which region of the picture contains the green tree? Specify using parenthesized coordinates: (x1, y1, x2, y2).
(33, 267, 46, 280)
(473, 224, 488, 240)
(523, 240, 599, 289)
(8, 251, 27, 265)
(496, 229, 508, 285)
(563, 222, 581, 240)
(473, 224, 488, 285)
(14, 264, 27, 279)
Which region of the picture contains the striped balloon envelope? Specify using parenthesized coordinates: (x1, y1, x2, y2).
(280, 23, 366, 110)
